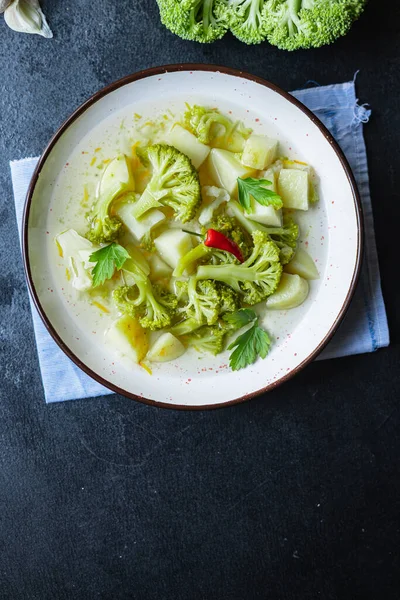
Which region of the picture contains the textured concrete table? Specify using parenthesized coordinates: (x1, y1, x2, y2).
(1, 2, 399, 599)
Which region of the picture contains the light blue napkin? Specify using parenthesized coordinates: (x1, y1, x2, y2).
(10, 79, 389, 403)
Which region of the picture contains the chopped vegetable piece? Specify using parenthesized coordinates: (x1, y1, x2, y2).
(241, 135, 278, 170)
(154, 229, 193, 269)
(149, 254, 173, 281)
(115, 198, 165, 242)
(147, 332, 186, 362)
(167, 123, 210, 168)
(56, 229, 99, 292)
(278, 169, 309, 210)
(267, 272, 309, 309)
(208, 148, 255, 196)
(105, 315, 148, 364)
(284, 247, 319, 280)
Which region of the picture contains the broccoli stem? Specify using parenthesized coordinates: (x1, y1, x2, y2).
(173, 243, 211, 278)
(132, 187, 166, 219)
(288, 0, 305, 31)
(170, 317, 203, 337)
(196, 263, 256, 288)
(249, 0, 263, 28)
(191, 0, 215, 31)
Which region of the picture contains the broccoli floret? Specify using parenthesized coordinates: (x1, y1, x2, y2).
(113, 283, 174, 331)
(217, 283, 240, 313)
(184, 105, 233, 144)
(157, 0, 228, 43)
(184, 105, 252, 149)
(140, 230, 156, 253)
(261, 216, 299, 265)
(226, 0, 269, 44)
(113, 255, 177, 331)
(131, 144, 201, 223)
(196, 230, 282, 305)
(172, 279, 236, 336)
(206, 214, 251, 260)
(153, 283, 179, 312)
(184, 278, 221, 325)
(86, 155, 135, 244)
(183, 324, 227, 355)
(86, 214, 121, 245)
(264, 0, 366, 51)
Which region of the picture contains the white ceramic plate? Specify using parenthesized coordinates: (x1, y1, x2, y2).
(23, 65, 362, 409)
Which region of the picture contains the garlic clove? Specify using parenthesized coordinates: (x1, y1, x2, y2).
(4, 0, 53, 38)
(0, 0, 13, 14)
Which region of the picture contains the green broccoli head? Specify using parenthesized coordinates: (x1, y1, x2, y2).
(113, 253, 177, 331)
(157, 0, 228, 43)
(132, 144, 201, 223)
(264, 0, 366, 51)
(113, 281, 175, 331)
(184, 104, 233, 144)
(183, 324, 227, 355)
(86, 214, 122, 245)
(262, 215, 299, 264)
(173, 279, 236, 334)
(86, 154, 134, 244)
(217, 283, 241, 313)
(276, 243, 296, 265)
(226, 0, 269, 44)
(196, 230, 283, 305)
(184, 104, 252, 149)
(185, 278, 221, 325)
(153, 283, 179, 312)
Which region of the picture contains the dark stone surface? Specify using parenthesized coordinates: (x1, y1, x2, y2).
(1, 1, 399, 598)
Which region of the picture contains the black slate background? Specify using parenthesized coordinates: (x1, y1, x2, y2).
(1, 1, 400, 599)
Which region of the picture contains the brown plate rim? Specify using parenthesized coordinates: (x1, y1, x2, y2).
(22, 63, 364, 410)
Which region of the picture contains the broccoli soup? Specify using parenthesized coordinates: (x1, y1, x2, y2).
(50, 103, 320, 373)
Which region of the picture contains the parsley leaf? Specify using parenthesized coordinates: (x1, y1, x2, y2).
(89, 243, 130, 287)
(237, 177, 283, 213)
(223, 308, 257, 329)
(227, 321, 272, 371)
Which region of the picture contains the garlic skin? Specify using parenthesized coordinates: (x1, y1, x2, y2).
(4, 0, 53, 38)
(0, 0, 13, 14)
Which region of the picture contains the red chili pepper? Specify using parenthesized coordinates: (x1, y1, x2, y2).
(182, 228, 245, 263)
(204, 229, 244, 263)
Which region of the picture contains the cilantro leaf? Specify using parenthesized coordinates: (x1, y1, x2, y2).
(227, 322, 272, 371)
(237, 177, 283, 213)
(89, 243, 130, 287)
(223, 308, 257, 329)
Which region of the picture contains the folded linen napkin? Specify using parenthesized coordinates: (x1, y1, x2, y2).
(10, 79, 389, 403)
